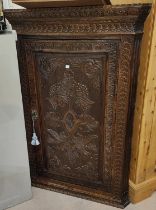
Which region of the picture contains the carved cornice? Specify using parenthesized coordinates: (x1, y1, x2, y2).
(12, 0, 111, 8)
(5, 5, 151, 36)
(5, 5, 150, 19)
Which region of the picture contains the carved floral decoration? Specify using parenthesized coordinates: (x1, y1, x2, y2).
(38, 56, 102, 180)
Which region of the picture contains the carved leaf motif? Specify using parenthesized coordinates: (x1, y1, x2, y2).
(83, 59, 102, 90)
(74, 83, 94, 112)
(49, 69, 94, 113)
(39, 62, 100, 179)
(47, 129, 63, 143)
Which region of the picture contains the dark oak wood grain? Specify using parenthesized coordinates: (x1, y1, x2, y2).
(12, 0, 111, 8)
(5, 4, 150, 208)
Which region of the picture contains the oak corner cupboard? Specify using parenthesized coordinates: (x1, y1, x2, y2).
(5, 2, 150, 208)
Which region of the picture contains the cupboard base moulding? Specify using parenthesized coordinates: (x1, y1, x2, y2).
(32, 176, 130, 209)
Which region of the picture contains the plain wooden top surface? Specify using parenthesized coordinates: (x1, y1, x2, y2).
(12, 0, 111, 8)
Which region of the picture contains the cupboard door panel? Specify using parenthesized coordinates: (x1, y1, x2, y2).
(36, 53, 105, 186)
(23, 39, 119, 191)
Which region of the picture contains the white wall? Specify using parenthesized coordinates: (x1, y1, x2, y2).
(0, 31, 32, 210)
(3, 0, 24, 9)
(2, 0, 11, 8)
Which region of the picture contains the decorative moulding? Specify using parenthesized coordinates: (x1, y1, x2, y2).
(12, 0, 111, 8)
(5, 4, 150, 36)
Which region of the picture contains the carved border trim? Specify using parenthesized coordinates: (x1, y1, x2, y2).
(112, 36, 134, 197)
(11, 21, 138, 35)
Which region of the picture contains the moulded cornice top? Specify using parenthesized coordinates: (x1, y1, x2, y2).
(12, 0, 111, 8)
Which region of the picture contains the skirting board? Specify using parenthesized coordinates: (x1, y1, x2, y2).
(129, 177, 156, 203)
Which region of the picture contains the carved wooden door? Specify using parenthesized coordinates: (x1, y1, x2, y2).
(18, 37, 134, 207)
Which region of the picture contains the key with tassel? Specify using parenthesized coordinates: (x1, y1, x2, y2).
(31, 110, 40, 146)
